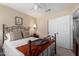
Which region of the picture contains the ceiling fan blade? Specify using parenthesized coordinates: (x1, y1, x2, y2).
(45, 9, 51, 12)
(30, 7, 34, 10)
(30, 3, 38, 10)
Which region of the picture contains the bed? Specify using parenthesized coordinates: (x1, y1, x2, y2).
(2, 24, 56, 56)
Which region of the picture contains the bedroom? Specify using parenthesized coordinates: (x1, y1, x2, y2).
(0, 3, 79, 56)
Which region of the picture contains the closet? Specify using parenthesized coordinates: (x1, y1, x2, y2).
(48, 15, 73, 49)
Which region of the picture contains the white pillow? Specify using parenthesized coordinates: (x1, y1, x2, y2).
(6, 33, 11, 41)
(6, 31, 22, 41)
(22, 30, 29, 38)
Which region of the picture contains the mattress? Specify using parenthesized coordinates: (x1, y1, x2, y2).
(3, 37, 55, 56)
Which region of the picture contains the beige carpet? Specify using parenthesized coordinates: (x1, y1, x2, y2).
(56, 46, 75, 56)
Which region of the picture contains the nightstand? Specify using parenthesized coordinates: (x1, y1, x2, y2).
(32, 34, 39, 38)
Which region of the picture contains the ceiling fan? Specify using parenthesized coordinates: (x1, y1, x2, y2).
(31, 3, 41, 10)
(31, 3, 51, 12)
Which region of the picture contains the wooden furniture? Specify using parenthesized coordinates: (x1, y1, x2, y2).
(75, 37, 79, 56)
(73, 36, 79, 56)
(32, 34, 39, 38)
(73, 38, 76, 55)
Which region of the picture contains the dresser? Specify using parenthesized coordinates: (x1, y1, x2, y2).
(73, 37, 79, 56)
(31, 34, 39, 38)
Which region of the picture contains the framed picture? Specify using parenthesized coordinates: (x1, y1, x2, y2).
(15, 16, 23, 25)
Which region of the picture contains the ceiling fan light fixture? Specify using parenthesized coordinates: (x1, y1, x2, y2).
(31, 3, 51, 12)
(34, 4, 38, 10)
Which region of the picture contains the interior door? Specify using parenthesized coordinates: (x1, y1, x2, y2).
(48, 16, 72, 49)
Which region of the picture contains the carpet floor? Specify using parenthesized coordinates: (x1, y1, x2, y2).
(56, 46, 75, 56)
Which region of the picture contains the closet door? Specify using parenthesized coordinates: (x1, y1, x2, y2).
(48, 16, 72, 49)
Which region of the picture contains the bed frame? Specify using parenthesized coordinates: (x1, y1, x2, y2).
(3, 24, 56, 56)
(29, 33, 56, 56)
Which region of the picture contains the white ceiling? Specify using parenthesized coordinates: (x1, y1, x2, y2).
(1, 3, 74, 17)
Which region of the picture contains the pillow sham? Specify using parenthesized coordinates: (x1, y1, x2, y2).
(21, 30, 29, 38)
(6, 31, 22, 41)
(6, 33, 10, 40)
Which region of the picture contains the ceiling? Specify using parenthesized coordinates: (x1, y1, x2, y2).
(1, 3, 75, 17)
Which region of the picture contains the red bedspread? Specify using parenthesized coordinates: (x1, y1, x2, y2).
(16, 40, 55, 56)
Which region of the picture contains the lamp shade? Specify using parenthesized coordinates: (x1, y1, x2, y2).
(33, 24, 36, 28)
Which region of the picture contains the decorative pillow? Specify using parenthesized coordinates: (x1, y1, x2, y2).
(6, 33, 10, 40)
(9, 31, 22, 41)
(21, 30, 29, 38)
